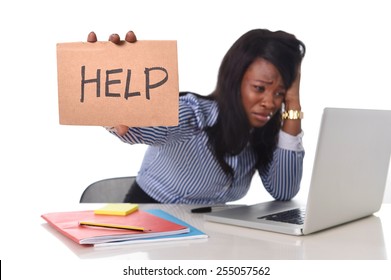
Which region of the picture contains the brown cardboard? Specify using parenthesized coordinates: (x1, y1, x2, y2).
(57, 41, 179, 127)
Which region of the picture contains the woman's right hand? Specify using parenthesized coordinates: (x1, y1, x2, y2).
(87, 30, 137, 44)
(88, 31, 136, 136)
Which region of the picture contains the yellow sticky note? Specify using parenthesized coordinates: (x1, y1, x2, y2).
(94, 204, 139, 216)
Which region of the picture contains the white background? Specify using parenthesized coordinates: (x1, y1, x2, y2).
(1, 0, 391, 278)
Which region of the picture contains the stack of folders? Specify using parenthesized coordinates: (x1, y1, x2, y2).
(41, 204, 208, 247)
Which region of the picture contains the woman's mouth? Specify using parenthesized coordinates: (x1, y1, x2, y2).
(252, 112, 272, 123)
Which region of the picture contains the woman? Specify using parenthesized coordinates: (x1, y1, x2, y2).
(88, 29, 305, 204)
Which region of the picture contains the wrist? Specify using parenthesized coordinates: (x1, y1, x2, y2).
(281, 102, 302, 136)
(282, 110, 303, 120)
(284, 100, 301, 111)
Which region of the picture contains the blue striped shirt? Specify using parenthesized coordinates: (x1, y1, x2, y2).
(109, 92, 304, 204)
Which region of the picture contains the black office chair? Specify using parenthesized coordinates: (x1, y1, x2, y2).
(80, 176, 136, 203)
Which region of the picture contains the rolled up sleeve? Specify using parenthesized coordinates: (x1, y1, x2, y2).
(259, 130, 305, 200)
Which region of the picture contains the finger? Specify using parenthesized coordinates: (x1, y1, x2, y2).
(87, 31, 97, 42)
(109, 33, 121, 44)
(116, 125, 129, 136)
(125, 31, 137, 43)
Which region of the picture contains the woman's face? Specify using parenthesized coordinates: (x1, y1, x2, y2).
(240, 58, 285, 128)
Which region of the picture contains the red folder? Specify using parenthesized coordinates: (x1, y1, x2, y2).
(41, 210, 188, 245)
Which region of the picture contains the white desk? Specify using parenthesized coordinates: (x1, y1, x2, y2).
(38, 203, 391, 260)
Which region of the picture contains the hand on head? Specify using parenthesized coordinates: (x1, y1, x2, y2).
(284, 65, 301, 109)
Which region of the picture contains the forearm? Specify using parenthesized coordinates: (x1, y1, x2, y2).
(105, 126, 169, 145)
(260, 137, 304, 200)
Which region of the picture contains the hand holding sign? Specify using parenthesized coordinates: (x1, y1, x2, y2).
(87, 30, 137, 44)
(87, 31, 137, 135)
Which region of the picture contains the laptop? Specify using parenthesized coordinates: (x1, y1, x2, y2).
(205, 108, 391, 235)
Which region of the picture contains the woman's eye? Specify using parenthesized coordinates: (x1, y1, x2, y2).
(255, 86, 266, 93)
(275, 91, 286, 97)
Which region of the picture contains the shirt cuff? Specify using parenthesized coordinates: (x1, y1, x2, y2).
(104, 126, 118, 133)
(277, 130, 304, 151)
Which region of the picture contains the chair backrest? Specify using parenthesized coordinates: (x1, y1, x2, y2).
(80, 176, 136, 203)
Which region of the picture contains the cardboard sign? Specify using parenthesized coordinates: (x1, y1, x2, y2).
(56, 41, 179, 127)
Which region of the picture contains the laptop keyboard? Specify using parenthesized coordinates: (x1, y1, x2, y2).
(258, 208, 306, 225)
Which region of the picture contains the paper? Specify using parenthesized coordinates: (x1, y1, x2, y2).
(56, 41, 179, 127)
(94, 209, 208, 247)
(41, 209, 188, 245)
(94, 203, 139, 216)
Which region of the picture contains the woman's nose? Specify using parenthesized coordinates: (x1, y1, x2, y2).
(260, 92, 275, 109)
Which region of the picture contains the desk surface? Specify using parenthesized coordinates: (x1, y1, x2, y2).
(34, 203, 391, 260)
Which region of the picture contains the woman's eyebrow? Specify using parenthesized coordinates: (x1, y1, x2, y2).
(254, 79, 273, 85)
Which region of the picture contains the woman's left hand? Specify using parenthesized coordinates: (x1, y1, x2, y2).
(284, 66, 301, 110)
(281, 66, 302, 136)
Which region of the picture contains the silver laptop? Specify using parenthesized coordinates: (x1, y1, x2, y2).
(205, 108, 391, 235)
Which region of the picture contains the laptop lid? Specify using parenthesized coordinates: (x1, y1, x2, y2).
(302, 108, 391, 234)
(205, 108, 391, 235)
